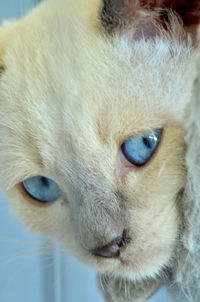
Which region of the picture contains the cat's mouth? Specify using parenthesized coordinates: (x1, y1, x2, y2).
(88, 244, 170, 280)
(87, 244, 163, 280)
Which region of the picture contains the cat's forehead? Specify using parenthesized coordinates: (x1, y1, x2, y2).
(1, 29, 193, 133)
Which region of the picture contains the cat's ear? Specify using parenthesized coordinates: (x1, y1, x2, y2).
(99, 0, 200, 42)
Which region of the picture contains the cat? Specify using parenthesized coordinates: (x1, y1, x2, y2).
(0, 0, 199, 301)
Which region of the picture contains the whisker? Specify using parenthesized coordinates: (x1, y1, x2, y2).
(0, 236, 49, 246)
(157, 153, 174, 179)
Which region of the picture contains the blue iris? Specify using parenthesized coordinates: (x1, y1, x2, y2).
(23, 176, 62, 202)
(121, 129, 162, 167)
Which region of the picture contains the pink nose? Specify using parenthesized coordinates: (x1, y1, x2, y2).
(89, 230, 130, 258)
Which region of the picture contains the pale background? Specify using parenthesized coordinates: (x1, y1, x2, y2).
(0, 1, 172, 301)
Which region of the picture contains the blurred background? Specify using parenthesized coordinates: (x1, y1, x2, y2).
(0, 1, 172, 301)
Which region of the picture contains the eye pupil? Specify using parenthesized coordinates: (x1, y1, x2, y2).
(41, 177, 50, 187)
(143, 137, 151, 149)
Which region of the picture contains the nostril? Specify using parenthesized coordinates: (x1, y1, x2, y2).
(89, 229, 130, 259)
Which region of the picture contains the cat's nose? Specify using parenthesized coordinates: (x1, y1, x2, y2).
(89, 230, 130, 258)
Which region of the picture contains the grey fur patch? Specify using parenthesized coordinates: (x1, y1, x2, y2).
(99, 0, 122, 33)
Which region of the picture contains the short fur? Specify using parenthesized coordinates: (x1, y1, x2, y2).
(167, 56, 200, 302)
(0, 0, 199, 301)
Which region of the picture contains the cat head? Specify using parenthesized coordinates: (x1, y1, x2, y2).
(0, 0, 198, 282)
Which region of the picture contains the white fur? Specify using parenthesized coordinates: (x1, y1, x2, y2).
(0, 1, 199, 301)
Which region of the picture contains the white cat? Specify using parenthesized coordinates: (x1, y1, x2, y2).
(0, 0, 199, 301)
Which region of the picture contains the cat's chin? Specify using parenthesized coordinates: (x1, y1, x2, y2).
(85, 256, 166, 282)
(115, 255, 168, 281)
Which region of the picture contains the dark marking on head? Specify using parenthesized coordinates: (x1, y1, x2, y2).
(158, 1, 200, 27)
(99, 0, 147, 33)
(0, 39, 6, 75)
(0, 60, 5, 74)
(100, 0, 122, 33)
(155, 1, 200, 41)
(99, 0, 200, 40)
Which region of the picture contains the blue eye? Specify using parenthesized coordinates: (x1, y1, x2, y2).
(121, 129, 163, 167)
(22, 176, 62, 203)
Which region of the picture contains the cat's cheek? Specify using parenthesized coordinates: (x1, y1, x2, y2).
(6, 185, 69, 237)
(112, 125, 184, 279)
(115, 149, 134, 183)
(5, 186, 93, 265)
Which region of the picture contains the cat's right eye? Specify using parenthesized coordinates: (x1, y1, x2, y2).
(22, 176, 62, 203)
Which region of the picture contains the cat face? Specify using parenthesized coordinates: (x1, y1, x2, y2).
(0, 0, 197, 281)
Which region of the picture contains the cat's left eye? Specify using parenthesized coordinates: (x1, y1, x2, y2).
(121, 129, 163, 167)
(22, 176, 62, 203)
